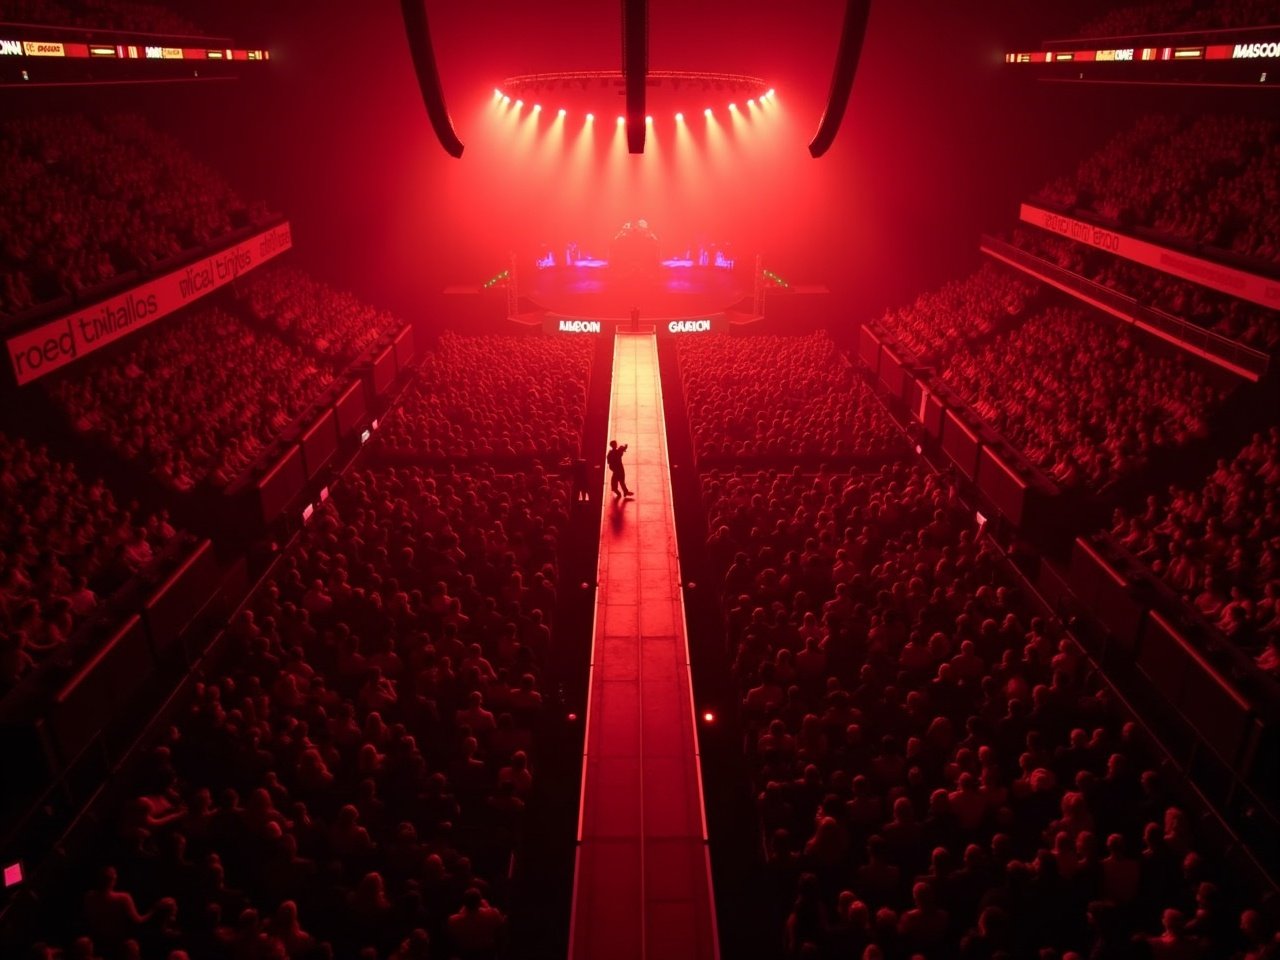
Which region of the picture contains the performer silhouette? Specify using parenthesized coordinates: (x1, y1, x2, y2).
(606, 440, 633, 498)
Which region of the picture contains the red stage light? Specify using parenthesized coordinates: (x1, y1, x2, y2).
(617, 115, 625, 125)
(514, 99, 523, 108)
(703, 107, 712, 117)
(728, 102, 737, 111)
(703, 711, 715, 724)
(558, 108, 566, 118)
(533, 103, 541, 112)
(586, 112, 594, 122)
(645, 115, 653, 124)
(675, 112, 684, 122)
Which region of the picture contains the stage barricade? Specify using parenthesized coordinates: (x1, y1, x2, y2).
(1137, 611, 1255, 770)
(392, 322, 416, 371)
(858, 324, 882, 377)
(976, 442, 1030, 526)
(45, 615, 154, 769)
(300, 406, 340, 481)
(255, 441, 307, 528)
(941, 407, 982, 480)
(334, 377, 370, 440)
(1068, 536, 1147, 654)
(920, 385, 946, 441)
(140, 539, 220, 664)
(879, 344, 908, 403)
(371, 341, 397, 398)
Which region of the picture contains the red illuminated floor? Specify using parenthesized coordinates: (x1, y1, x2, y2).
(569, 332, 719, 960)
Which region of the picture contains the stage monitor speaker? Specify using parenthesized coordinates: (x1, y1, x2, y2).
(400, 0, 464, 158)
(809, 0, 873, 158)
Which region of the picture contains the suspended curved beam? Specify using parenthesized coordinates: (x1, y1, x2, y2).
(622, 0, 648, 154)
(808, 0, 872, 158)
(400, 0, 465, 158)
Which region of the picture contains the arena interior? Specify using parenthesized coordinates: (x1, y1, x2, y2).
(0, 2, 1278, 958)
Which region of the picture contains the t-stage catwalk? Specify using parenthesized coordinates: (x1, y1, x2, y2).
(569, 331, 719, 960)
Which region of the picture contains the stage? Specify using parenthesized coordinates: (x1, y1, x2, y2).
(524, 263, 751, 319)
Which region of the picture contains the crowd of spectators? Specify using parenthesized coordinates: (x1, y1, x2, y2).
(237, 266, 397, 366)
(49, 306, 333, 490)
(873, 263, 1039, 365)
(678, 332, 906, 464)
(0, 0, 206, 36)
(0, 430, 177, 693)
(0, 113, 268, 319)
(940, 306, 1223, 489)
(1009, 227, 1280, 352)
(1034, 114, 1280, 265)
(702, 461, 1273, 958)
(1110, 427, 1280, 676)
(1074, 0, 1280, 39)
(377, 333, 591, 461)
(27, 463, 565, 958)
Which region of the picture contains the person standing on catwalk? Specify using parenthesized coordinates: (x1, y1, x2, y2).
(606, 440, 633, 498)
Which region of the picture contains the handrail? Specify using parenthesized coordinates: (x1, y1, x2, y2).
(980, 234, 1270, 379)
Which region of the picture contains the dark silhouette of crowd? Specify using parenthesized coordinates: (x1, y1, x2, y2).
(1074, 0, 1280, 38)
(702, 461, 1273, 958)
(377, 334, 591, 461)
(49, 306, 334, 490)
(24, 463, 565, 959)
(0, 0, 206, 36)
(1034, 115, 1280, 265)
(939, 305, 1222, 490)
(237, 266, 397, 366)
(1110, 427, 1280, 675)
(0, 114, 268, 319)
(875, 264, 1038, 366)
(0, 429, 178, 693)
(678, 333, 906, 463)
(1009, 227, 1280, 352)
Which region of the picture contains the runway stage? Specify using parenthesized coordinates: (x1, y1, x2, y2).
(569, 332, 719, 960)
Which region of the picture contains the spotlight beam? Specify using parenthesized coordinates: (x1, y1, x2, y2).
(399, 0, 464, 158)
(809, 0, 872, 158)
(622, 0, 648, 154)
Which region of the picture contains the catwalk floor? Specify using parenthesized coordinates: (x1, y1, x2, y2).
(569, 331, 719, 960)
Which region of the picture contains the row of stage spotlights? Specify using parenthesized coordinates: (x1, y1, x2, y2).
(492, 87, 776, 124)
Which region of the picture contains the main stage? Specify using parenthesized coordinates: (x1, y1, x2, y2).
(524, 263, 750, 319)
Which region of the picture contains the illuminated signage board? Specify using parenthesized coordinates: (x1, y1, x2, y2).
(22, 40, 65, 57)
(1008, 35, 1280, 66)
(557, 319, 601, 334)
(2, 35, 268, 63)
(1234, 41, 1280, 58)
